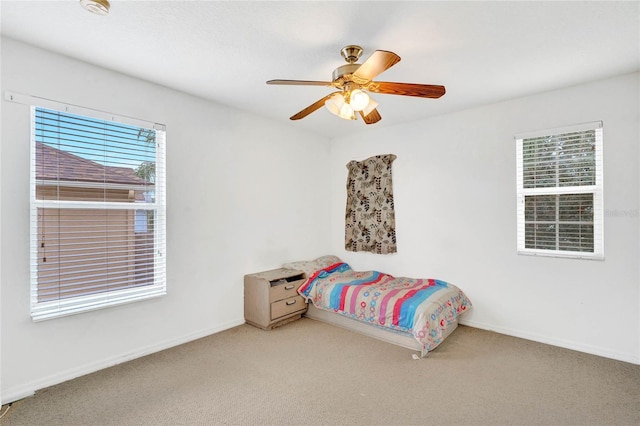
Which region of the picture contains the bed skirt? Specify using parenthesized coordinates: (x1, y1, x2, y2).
(304, 303, 458, 357)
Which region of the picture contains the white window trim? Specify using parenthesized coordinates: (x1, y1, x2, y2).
(515, 121, 604, 260)
(7, 92, 168, 321)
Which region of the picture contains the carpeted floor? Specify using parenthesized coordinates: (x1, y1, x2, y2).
(2, 318, 639, 425)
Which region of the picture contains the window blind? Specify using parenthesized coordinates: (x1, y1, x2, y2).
(516, 122, 603, 259)
(30, 106, 166, 320)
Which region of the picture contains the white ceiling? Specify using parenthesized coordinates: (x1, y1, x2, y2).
(1, 1, 639, 139)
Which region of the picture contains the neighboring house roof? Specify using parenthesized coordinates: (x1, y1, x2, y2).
(35, 142, 152, 186)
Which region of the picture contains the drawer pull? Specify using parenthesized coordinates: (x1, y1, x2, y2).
(285, 299, 297, 306)
(284, 284, 295, 290)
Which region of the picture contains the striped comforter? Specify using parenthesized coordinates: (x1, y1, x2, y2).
(298, 262, 472, 352)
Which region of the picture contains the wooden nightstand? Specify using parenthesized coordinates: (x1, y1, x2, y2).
(244, 268, 307, 330)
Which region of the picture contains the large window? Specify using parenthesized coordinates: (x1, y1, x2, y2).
(30, 104, 166, 320)
(516, 122, 603, 259)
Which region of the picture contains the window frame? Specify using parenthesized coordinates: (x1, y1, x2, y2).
(19, 94, 167, 321)
(515, 121, 604, 260)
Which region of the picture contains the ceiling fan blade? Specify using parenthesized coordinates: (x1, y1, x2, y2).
(290, 92, 340, 120)
(353, 50, 401, 82)
(369, 82, 446, 98)
(359, 108, 381, 125)
(267, 79, 334, 87)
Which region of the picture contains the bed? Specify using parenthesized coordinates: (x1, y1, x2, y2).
(283, 255, 472, 357)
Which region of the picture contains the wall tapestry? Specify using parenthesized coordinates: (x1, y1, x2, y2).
(345, 154, 397, 254)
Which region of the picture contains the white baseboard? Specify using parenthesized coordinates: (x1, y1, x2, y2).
(2, 318, 246, 404)
(459, 319, 640, 365)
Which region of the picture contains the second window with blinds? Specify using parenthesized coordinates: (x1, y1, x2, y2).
(515, 122, 603, 259)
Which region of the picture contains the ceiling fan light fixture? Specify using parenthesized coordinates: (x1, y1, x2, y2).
(325, 93, 355, 120)
(338, 104, 356, 120)
(80, 0, 110, 15)
(349, 89, 370, 111)
(324, 93, 344, 116)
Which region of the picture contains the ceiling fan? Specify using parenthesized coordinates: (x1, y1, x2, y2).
(267, 45, 446, 125)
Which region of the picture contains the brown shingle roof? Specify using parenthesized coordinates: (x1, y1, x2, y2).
(35, 142, 151, 186)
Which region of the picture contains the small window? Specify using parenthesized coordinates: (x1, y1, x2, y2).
(30, 105, 166, 320)
(516, 122, 603, 259)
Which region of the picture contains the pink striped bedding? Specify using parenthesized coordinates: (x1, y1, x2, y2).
(297, 261, 472, 352)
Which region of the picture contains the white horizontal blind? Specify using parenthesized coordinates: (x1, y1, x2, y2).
(30, 105, 166, 320)
(516, 122, 603, 259)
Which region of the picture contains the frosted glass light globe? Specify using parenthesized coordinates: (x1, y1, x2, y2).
(349, 89, 370, 111)
(338, 103, 355, 120)
(324, 93, 344, 115)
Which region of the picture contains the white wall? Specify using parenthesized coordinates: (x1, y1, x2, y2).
(328, 72, 640, 364)
(0, 37, 332, 402)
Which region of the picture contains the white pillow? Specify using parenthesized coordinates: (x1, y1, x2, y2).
(283, 255, 342, 276)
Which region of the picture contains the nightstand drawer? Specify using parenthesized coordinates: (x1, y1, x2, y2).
(270, 278, 306, 302)
(271, 296, 306, 320)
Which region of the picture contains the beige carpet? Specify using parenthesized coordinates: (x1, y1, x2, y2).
(2, 318, 639, 426)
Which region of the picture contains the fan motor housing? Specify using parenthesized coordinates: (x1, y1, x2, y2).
(332, 64, 360, 85)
